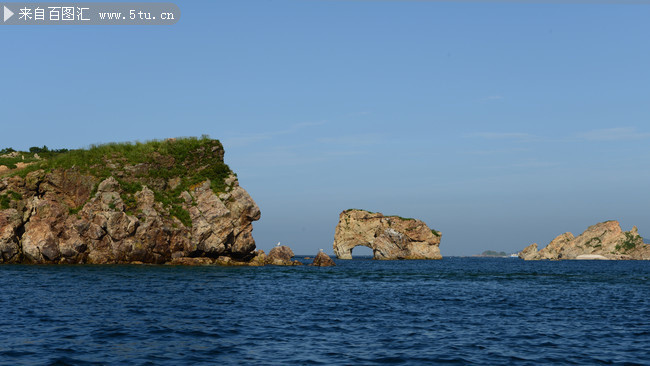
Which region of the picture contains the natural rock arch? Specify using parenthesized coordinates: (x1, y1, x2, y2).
(333, 209, 442, 260)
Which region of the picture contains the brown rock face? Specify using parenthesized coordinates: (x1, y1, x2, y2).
(266, 245, 302, 266)
(0, 209, 22, 262)
(0, 170, 260, 264)
(518, 243, 539, 260)
(310, 251, 336, 267)
(248, 250, 267, 266)
(169, 257, 214, 266)
(333, 209, 442, 260)
(518, 221, 650, 260)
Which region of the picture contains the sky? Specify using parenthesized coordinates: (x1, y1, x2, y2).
(2, 0, 649, 256)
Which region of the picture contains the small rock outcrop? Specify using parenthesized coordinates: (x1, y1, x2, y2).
(266, 245, 302, 266)
(518, 221, 650, 260)
(311, 251, 335, 267)
(248, 250, 267, 266)
(333, 209, 442, 260)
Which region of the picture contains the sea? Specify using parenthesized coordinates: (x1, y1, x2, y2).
(0, 257, 649, 365)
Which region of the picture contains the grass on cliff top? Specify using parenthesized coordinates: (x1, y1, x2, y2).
(344, 209, 416, 221)
(3, 136, 232, 227)
(0, 154, 40, 169)
(13, 136, 231, 188)
(344, 208, 376, 215)
(0, 146, 70, 169)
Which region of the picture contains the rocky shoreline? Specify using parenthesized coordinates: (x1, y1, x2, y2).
(2, 138, 648, 265)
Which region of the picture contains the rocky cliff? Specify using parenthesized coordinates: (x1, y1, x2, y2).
(333, 209, 442, 260)
(518, 221, 650, 260)
(0, 137, 261, 264)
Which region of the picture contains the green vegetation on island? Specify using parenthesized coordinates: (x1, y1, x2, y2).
(480, 250, 508, 257)
(1, 136, 233, 227)
(616, 231, 643, 252)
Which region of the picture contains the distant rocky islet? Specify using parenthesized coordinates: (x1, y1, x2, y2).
(518, 220, 650, 260)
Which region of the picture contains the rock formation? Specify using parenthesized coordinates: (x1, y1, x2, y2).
(518, 243, 539, 261)
(518, 221, 650, 260)
(266, 245, 302, 266)
(333, 209, 442, 260)
(310, 251, 335, 267)
(0, 138, 262, 264)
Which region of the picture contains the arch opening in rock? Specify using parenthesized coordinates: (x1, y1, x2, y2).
(333, 240, 372, 260)
(351, 245, 373, 258)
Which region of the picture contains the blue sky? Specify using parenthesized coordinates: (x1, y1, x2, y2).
(2, 1, 649, 256)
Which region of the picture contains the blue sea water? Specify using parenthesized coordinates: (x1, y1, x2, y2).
(0, 257, 649, 365)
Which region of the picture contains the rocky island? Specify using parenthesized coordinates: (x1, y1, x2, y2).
(518, 220, 650, 260)
(333, 209, 442, 260)
(0, 137, 271, 265)
(476, 250, 509, 258)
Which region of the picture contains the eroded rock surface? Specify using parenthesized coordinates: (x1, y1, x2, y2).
(333, 209, 442, 260)
(518, 221, 650, 260)
(518, 243, 538, 261)
(311, 251, 335, 267)
(266, 245, 302, 266)
(0, 144, 261, 265)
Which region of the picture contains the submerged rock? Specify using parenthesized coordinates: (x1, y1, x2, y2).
(333, 209, 442, 260)
(518, 221, 650, 260)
